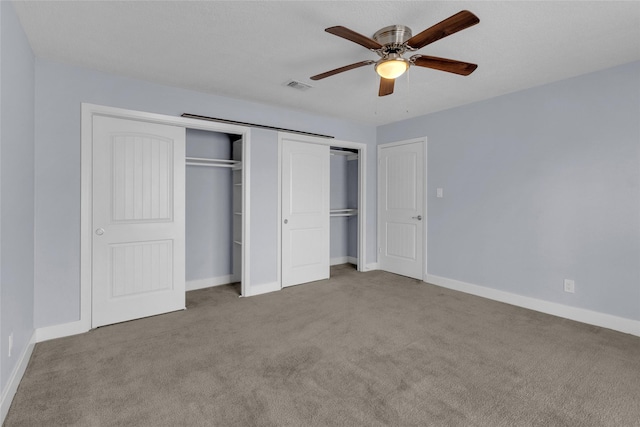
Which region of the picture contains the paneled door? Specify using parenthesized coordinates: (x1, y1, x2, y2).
(92, 116, 186, 327)
(378, 139, 424, 280)
(281, 138, 330, 287)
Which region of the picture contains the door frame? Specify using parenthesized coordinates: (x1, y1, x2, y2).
(377, 137, 427, 280)
(80, 103, 252, 330)
(277, 132, 367, 289)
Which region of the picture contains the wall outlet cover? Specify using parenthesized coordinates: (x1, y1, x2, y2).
(564, 279, 575, 293)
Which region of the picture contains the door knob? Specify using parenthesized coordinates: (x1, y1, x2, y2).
(95, 228, 105, 236)
(412, 215, 422, 221)
(284, 219, 288, 224)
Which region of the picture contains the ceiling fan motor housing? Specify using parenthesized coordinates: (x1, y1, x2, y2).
(373, 25, 412, 55)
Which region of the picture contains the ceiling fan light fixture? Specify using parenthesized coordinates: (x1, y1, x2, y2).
(375, 55, 409, 79)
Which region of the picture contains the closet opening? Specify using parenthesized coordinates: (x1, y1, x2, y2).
(278, 132, 367, 290)
(185, 129, 244, 296)
(330, 147, 359, 272)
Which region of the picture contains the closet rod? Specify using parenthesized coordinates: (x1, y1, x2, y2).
(187, 157, 237, 164)
(186, 157, 241, 168)
(330, 208, 358, 217)
(186, 163, 236, 168)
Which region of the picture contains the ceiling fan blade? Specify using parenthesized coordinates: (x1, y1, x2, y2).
(406, 10, 479, 50)
(379, 78, 395, 96)
(412, 55, 478, 76)
(325, 26, 383, 50)
(310, 60, 375, 81)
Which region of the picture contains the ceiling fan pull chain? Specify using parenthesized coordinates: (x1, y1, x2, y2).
(405, 69, 411, 114)
(373, 73, 379, 117)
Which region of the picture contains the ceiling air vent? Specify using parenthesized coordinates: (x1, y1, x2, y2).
(285, 80, 313, 91)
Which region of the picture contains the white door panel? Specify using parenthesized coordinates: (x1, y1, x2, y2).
(385, 222, 418, 260)
(379, 140, 424, 279)
(282, 139, 330, 287)
(92, 116, 185, 327)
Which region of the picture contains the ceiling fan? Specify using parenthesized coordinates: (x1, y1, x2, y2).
(310, 10, 480, 96)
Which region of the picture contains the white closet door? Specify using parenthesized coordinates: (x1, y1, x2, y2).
(281, 138, 330, 287)
(92, 116, 186, 327)
(378, 140, 424, 280)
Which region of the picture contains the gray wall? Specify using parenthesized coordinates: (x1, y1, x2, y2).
(185, 129, 233, 282)
(330, 155, 348, 260)
(0, 1, 35, 394)
(329, 154, 359, 261)
(346, 159, 358, 259)
(378, 61, 640, 321)
(33, 59, 377, 328)
(248, 129, 278, 287)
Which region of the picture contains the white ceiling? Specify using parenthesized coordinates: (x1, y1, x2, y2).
(12, 1, 640, 126)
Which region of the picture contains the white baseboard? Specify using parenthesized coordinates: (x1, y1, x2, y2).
(243, 281, 280, 297)
(425, 273, 640, 337)
(35, 319, 90, 343)
(186, 275, 235, 291)
(1, 331, 36, 424)
(330, 256, 358, 266)
(364, 262, 379, 271)
(35, 274, 266, 342)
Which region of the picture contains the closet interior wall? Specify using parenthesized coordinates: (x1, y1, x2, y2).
(185, 129, 242, 292)
(330, 148, 359, 267)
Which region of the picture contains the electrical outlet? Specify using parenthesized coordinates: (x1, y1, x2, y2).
(564, 279, 575, 293)
(437, 188, 444, 198)
(8, 332, 13, 357)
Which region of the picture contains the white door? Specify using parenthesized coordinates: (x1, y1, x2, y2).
(378, 139, 424, 279)
(92, 116, 186, 327)
(281, 138, 330, 287)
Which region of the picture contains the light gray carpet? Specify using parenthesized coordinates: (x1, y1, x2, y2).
(5, 265, 640, 426)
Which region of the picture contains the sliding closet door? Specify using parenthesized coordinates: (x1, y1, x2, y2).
(281, 138, 330, 287)
(92, 116, 186, 327)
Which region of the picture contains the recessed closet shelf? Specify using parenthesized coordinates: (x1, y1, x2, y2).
(330, 149, 358, 161)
